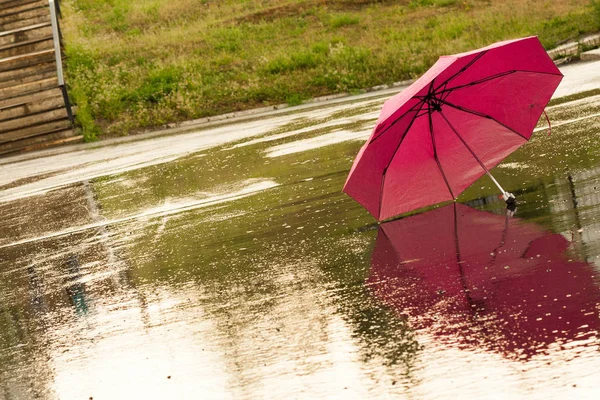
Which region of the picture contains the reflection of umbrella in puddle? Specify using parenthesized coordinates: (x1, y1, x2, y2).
(368, 203, 600, 360)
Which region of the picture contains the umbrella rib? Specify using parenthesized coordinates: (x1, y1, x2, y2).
(378, 100, 428, 219)
(436, 70, 517, 95)
(438, 110, 498, 179)
(437, 68, 562, 97)
(369, 99, 426, 144)
(433, 51, 487, 93)
(510, 68, 563, 76)
(437, 98, 528, 141)
(429, 107, 455, 199)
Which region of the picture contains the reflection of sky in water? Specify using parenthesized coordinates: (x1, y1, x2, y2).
(265, 129, 371, 158)
(0, 64, 599, 399)
(0, 179, 278, 249)
(50, 285, 232, 399)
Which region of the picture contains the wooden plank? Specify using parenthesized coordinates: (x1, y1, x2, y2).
(0, 76, 57, 101)
(0, 36, 54, 59)
(0, 0, 47, 18)
(0, 48, 54, 72)
(0, 117, 71, 143)
(0, 106, 68, 132)
(0, 87, 62, 109)
(0, 23, 52, 47)
(0, 129, 79, 155)
(0, 0, 44, 10)
(0, 6, 49, 25)
(1, 14, 50, 31)
(0, 0, 78, 157)
(0, 64, 56, 89)
(0, 93, 63, 121)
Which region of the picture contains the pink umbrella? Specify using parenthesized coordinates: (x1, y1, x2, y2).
(343, 36, 563, 221)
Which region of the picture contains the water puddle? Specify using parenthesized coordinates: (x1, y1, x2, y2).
(0, 62, 599, 399)
(265, 128, 370, 158)
(0, 179, 278, 249)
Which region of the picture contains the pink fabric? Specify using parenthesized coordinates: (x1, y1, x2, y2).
(367, 204, 600, 359)
(344, 36, 563, 220)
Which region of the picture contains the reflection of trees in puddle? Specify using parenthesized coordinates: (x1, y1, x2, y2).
(64, 256, 89, 316)
(547, 166, 600, 266)
(174, 224, 419, 394)
(188, 250, 420, 397)
(90, 106, 378, 221)
(0, 178, 140, 399)
(107, 167, 422, 395)
(0, 183, 92, 247)
(0, 280, 56, 399)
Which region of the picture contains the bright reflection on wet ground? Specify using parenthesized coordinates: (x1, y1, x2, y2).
(0, 61, 599, 399)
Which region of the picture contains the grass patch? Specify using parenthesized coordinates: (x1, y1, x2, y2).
(61, 0, 600, 138)
(594, 0, 600, 17)
(548, 88, 600, 107)
(264, 51, 322, 74)
(330, 14, 360, 29)
(410, 0, 458, 7)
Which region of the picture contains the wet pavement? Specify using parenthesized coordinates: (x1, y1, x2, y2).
(0, 60, 599, 399)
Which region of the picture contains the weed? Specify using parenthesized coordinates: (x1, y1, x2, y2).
(593, 0, 600, 13)
(330, 14, 360, 29)
(122, 67, 183, 104)
(285, 93, 305, 106)
(264, 51, 321, 74)
(410, 0, 457, 8)
(592, 0, 600, 27)
(107, 5, 130, 32)
(212, 27, 244, 53)
(311, 42, 329, 55)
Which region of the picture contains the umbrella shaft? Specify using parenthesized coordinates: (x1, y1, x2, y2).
(485, 171, 507, 195)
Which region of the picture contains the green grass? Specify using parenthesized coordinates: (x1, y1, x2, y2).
(329, 14, 360, 28)
(61, 0, 600, 140)
(548, 88, 600, 106)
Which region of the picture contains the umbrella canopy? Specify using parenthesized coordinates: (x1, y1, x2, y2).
(344, 36, 563, 221)
(368, 203, 600, 360)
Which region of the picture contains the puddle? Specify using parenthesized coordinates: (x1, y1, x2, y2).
(265, 129, 371, 158)
(0, 61, 599, 399)
(0, 179, 278, 249)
